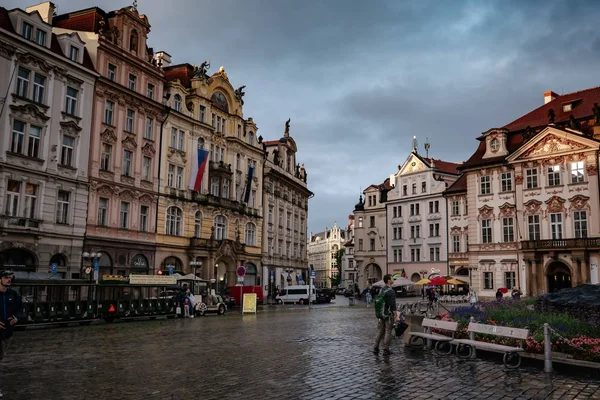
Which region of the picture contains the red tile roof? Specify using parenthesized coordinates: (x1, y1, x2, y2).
(379, 177, 392, 190)
(444, 174, 467, 194)
(263, 140, 279, 146)
(53, 7, 107, 32)
(0, 8, 15, 33)
(164, 64, 194, 88)
(425, 158, 462, 175)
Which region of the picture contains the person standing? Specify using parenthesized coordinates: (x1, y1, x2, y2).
(0, 270, 22, 398)
(511, 287, 522, 300)
(365, 290, 372, 307)
(373, 274, 399, 356)
(468, 288, 478, 307)
(496, 288, 503, 302)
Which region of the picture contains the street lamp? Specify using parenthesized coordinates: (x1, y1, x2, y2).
(419, 269, 427, 278)
(82, 251, 101, 283)
(190, 260, 202, 277)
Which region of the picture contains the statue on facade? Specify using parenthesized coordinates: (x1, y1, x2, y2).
(295, 163, 300, 178)
(548, 108, 555, 124)
(284, 118, 291, 137)
(234, 85, 246, 105)
(593, 103, 600, 126)
(523, 125, 533, 141)
(194, 61, 210, 78)
(568, 115, 581, 130)
(273, 149, 279, 165)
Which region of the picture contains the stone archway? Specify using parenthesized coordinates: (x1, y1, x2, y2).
(214, 256, 235, 293)
(546, 260, 572, 293)
(361, 263, 382, 290)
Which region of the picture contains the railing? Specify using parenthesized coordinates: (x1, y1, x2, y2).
(521, 238, 600, 250)
(189, 238, 219, 249)
(1, 216, 41, 229)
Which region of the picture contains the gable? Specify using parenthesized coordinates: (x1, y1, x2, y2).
(507, 127, 599, 163)
(398, 153, 428, 175)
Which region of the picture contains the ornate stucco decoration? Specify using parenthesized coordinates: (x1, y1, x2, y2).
(139, 194, 154, 205)
(100, 128, 117, 144)
(477, 205, 495, 220)
(515, 174, 524, 185)
(16, 52, 53, 72)
(498, 203, 516, 218)
(523, 199, 542, 216)
(118, 190, 136, 201)
(122, 135, 138, 150)
(586, 163, 598, 176)
(0, 40, 16, 59)
(97, 185, 115, 196)
(545, 196, 566, 213)
(568, 195, 591, 212)
(10, 104, 49, 121)
(523, 134, 587, 158)
(60, 121, 82, 136)
(167, 148, 186, 164)
(141, 142, 155, 156)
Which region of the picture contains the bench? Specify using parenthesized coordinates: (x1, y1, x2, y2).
(408, 318, 459, 355)
(452, 322, 529, 368)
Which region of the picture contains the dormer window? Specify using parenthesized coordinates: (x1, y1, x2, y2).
(35, 30, 46, 46)
(174, 95, 182, 112)
(22, 22, 33, 40)
(563, 103, 572, 112)
(69, 46, 79, 62)
(129, 30, 138, 54)
(490, 138, 500, 151)
(248, 131, 254, 145)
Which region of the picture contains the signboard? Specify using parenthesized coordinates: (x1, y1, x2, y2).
(168, 266, 174, 276)
(93, 259, 100, 272)
(237, 276, 244, 283)
(51, 263, 58, 274)
(310, 270, 316, 279)
(129, 275, 176, 285)
(242, 293, 257, 313)
(236, 266, 246, 277)
(101, 275, 129, 283)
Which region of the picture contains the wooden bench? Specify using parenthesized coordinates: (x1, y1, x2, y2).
(408, 318, 459, 355)
(452, 322, 529, 368)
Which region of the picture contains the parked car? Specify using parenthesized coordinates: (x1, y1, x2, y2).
(343, 288, 355, 297)
(314, 289, 332, 304)
(219, 293, 236, 308)
(335, 287, 345, 295)
(321, 288, 336, 299)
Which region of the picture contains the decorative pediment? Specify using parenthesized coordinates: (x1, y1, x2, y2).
(118, 190, 136, 201)
(167, 148, 187, 164)
(122, 136, 138, 151)
(97, 185, 114, 196)
(9, 104, 49, 121)
(523, 200, 542, 215)
(399, 153, 427, 175)
(213, 132, 226, 146)
(142, 142, 155, 156)
(587, 163, 598, 176)
(545, 196, 566, 213)
(568, 195, 590, 211)
(60, 121, 82, 136)
(16, 52, 53, 72)
(498, 203, 516, 218)
(450, 226, 461, 235)
(524, 134, 587, 158)
(0, 40, 17, 58)
(477, 205, 494, 220)
(139, 194, 154, 205)
(100, 128, 117, 144)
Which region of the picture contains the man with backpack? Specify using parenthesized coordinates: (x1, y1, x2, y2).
(0, 270, 22, 398)
(373, 274, 399, 356)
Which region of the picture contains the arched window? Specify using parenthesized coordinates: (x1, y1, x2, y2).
(210, 92, 229, 112)
(198, 138, 205, 150)
(213, 215, 227, 240)
(129, 29, 138, 54)
(166, 206, 182, 236)
(49, 253, 67, 267)
(244, 262, 257, 286)
(245, 222, 256, 246)
(174, 95, 182, 112)
(0, 248, 36, 271)
(194, 211, 202, 238)
(162, 256, 183, 274)
(248, 131, 254, 145)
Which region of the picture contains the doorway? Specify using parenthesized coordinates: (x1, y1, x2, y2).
(546, 261, 572, 293)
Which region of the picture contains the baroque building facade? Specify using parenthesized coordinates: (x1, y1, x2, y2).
(0, 3, 97, 278)
(54, 4, 166, 278)
(461, 88, 600, 297)
(341, 214, 357, 289)
(159, 61, 264, 292)
(261, 121, 311, 297)
(385, 144, 461, 282)
(352, 180, 390, 290)
(307, 223, 345, 288)
(443, 175, 471, 282)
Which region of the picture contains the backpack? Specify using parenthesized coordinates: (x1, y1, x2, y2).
(374, 287, 391, 319)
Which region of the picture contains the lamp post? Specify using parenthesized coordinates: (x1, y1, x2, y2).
(190, 260, 202, 278)
(82, 252, 101, 284)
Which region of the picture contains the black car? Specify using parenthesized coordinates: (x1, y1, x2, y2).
(314, 289, 331, 304)
(321, 288, 336, 299)
(219, 293, 236, 308)
(343, 288, 354, 297)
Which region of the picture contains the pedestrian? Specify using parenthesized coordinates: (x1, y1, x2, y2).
(496, 288, 503, 302)
(468, 288, 477, 307)
(421, 288, 425, 299)
(0, 270, 22, 399)
(365, 291, 372, 307)
(373, 274, 399, 356)
(511, 287, 522, 300)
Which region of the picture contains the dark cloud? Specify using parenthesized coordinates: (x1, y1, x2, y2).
(6, 0, 600, 232)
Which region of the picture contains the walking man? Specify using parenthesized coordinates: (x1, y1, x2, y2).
(373, 274, 399, 356)
(0, 270, 22, 398)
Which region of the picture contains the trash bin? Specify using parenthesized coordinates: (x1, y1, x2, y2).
(349, 297, 355, 306)
(403, 314, 424, 345)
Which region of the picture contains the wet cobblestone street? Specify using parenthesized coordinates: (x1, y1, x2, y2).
(1, 304, 600, 400)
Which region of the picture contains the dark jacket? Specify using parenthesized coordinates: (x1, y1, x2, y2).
(384, 286, 396, 315)
(0, 288, 22, 340)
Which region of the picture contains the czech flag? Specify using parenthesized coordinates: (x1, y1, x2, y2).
(189, 148, 209, 192)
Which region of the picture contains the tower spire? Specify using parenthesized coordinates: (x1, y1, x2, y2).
(412, 136, 418, 153)
(424, 137, 430, 158)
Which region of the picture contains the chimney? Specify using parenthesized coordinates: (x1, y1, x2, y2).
(544, 91, 559, 105)
(26, 2, 56, 24)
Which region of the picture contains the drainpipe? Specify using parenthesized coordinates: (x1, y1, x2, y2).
(155, 106, 171, 236)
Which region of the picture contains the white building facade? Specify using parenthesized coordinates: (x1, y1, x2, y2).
(341, 214, 356, 289)
(307, 223, 345, 288)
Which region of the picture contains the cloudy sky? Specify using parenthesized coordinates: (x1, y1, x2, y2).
(7, 0, 600, 233)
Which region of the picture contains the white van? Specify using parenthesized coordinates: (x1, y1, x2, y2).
(276, 285, 315, 304)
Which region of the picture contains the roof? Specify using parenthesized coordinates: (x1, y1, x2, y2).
(0, 8, 15, 33)
(164, 64, 194, 88)
(424, 158, 462, 175)
(379, 177, 392, 190)
(444, 174, 467, 194)
(53, 7, 107, 32)
(263, 140, 279, 146)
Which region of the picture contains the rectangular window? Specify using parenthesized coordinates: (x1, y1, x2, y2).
(211, 177, 220, 196)
(481, 219, 492, 243)
(145, 117, 153, 140)
(56, 190, 70, 224)
(412, 183, 417, 194)
(452, 235, 460, 253)
(429, 246, 440, 261)
(573, 211, 588, 239)
(23, 183, 37, 219)
(119, 202, 129, 229)
(128, 73, 136, 91)
(480, 175, 491, 195)
(167, 164, 175, 187)
(65, 87, 78, 115)
(108, 64, 116, 81)
(358, 239, 363, 251)
(392, 207, 397, 218)
(16, 67, 30, 97)
(28, 126, 41, 158)
(105, 100, 114, 125)
(370, 239, 375, 251)
(32, 73, 45, 104)
(142, 156, 151, 181)
(11, 120, 25, 154)
(126, 109, 135, 132)
(98, 198, 108, 226)
(422, 182, 426, 193)
(22, 22, 33, 40)
(398, 206, 402, 217)
(502, 217, 514, 242)
(547, 165, 561, 186)
(571, 161, 584, 183)
(122, 150, 132, 176)
(69, 46, 79, 62)
(140, 205, 149, 232)
(528, 215, 540, 241)
(411, 248, 421, 262)
(170, 128, 177, 148)
(199, 106, 206, 122)
(146, 83, 155, 99)
(369, 216, 375, 227)
(451, 201, 460, 216)
(101, 143, 112, 171)
(178, 130, 185, 151)
(268, 207, 273, 224)
(403, 185, 407, 196)
(526, 168, 538, 189)
(223, 180, 230, 199)
(550, 213, 563, 239)
(237, 124, 242, 138)
(5, 181, 20, 217)
(505, 272, 516, 291)
(60, 136, 74, 167)
(176, 166, 184, 189)
(483, 272, 494, 289)
(501, 172, 513, 192)
(35, 29, 46, 46)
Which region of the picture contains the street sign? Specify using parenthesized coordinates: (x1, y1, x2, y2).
(236, 266, 246, 277)
(51, 263, 58, 274)
(237, 276, 244, 283)
(93, 259, 99, 272)
(168, 266, 174, 276)
(310, 270, 316, 279)
(270, 269, 274, 277)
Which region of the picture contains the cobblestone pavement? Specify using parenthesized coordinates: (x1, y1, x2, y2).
(1, 306, 599, 400)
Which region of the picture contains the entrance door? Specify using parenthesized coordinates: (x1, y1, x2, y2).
(546, 261, 572, 293)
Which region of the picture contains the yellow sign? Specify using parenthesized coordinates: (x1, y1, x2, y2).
(129, 274, 176, 285)
(101, 275, 128, 282)
(242, 293, 257, 314)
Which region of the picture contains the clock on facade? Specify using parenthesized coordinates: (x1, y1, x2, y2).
(490, 138, 500, 152)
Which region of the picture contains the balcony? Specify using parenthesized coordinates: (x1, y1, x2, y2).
(189, 238, 245, 253)
(209, 161, 232, 175)
(1, 216, 41, 229)
(521, 238, 600, 251)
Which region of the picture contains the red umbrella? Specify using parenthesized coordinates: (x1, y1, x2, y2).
(499, 287, 509, 294)
(429, 276, 447, 286)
